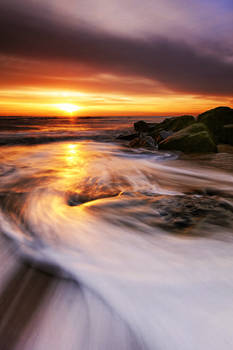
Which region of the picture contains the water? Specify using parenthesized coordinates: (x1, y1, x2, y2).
(0, 116, 233, 349)
(0, 115, 165, 145)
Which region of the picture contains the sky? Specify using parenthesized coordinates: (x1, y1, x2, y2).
(0, 0, 233, 116)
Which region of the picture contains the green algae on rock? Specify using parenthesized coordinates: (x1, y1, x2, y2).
(158, 123, 217, 153)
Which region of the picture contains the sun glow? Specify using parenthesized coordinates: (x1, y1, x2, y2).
(0, 87, 232, 116)
(55, 103, 81, 114)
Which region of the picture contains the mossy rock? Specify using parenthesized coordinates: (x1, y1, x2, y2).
(150, 115, 195, 138)
(134, 115, 195, 136)
(161, 115, 195, 132)
(197, 106, 233, 143)
(158, 122, 217, 153)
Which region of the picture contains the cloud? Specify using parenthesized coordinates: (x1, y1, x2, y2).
(23, 0, 233, 44)
(0, 1, 233, 96)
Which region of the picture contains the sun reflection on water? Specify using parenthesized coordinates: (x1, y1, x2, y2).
(66, 144, 80, 166)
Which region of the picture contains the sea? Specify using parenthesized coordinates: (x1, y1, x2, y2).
(0, 115, 233, 350)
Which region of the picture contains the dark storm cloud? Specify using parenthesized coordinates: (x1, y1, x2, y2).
(0, 2, 233, 95)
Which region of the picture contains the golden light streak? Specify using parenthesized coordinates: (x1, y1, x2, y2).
(55, 103, 81, 114)
(0, 87, 232, 116)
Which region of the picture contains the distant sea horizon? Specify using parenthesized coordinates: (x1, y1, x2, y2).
(0, 114, 173, 146)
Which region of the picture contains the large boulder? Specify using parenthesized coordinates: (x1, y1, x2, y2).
(134, 115, 195, 135)
(134, 120, 157, 132)
(197, 106, 233, 143)
(150, 115, 195, 139)
(158, 123, 217, 153)
(161, 115, 195, 132)
(219, 124, 233, 145)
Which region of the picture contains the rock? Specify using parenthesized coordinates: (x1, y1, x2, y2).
(116, 133, 138, 141)
(156, 130, 173, 143)
(67, 193, 89, 206)
(134, 116, 195, 141)
(149, 115, 195, 140)
(160, 130, 173, 139)
(134, 120, 157, 132)
(219, 124, 233, 145)
(197, 106, 233, 143)
(140, 136, 156, 148)
(158, 122, 217, 153)
(129, 137, 141, 147)
(148, 194, 233, 234)
(129, 135, 155, 149)
(161, 115, 195, 132)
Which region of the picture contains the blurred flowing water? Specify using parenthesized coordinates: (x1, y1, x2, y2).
(0, 116, 233, 350)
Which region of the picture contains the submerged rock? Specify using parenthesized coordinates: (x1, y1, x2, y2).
(110, 192, 233, 236)
(148, 194, 233, 235)
(158, 123, 217, 153)
(197, 106, 233, 143)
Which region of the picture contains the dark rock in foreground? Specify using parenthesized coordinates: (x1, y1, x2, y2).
(158, 123, 217, 153)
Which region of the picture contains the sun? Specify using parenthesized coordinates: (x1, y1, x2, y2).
(55, 103, 81, 114)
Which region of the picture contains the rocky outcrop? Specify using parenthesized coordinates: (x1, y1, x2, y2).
(134, 115, 195, 139)
(158, 123, 217, 153)
(197, 106, 233, 142)
(117, 106, 233, 153)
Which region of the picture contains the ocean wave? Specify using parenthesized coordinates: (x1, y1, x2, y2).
(0, 140, 233, 349)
